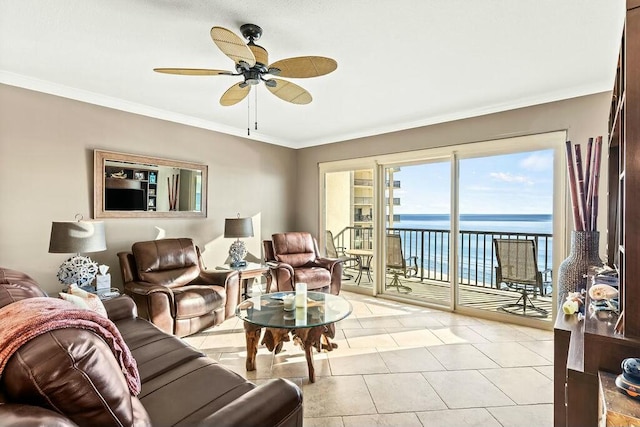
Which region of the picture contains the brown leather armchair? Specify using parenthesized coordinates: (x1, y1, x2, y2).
(264, 232, 342, 295)
(118, 238, 240, 337)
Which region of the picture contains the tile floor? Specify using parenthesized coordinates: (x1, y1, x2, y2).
(183, 291, 553, 427)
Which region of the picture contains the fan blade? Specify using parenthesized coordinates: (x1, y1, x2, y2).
(268, 56, 337, 78)
(220, 82, 250, 106)
(211, 26, 256, 67)
(154, 68, 234, 76)
(267, 78, 312, 104)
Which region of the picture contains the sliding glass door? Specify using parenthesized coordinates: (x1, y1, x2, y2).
(320, 131, 565, 325)
(383, 161, 452, 308)
(324, 168, 376, 293)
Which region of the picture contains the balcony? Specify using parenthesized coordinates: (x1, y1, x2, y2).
(332, 226, 553, 320)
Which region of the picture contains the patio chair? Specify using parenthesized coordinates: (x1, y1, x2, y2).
(325, 230, 358, 279)
(493, 238, 550, 318)
(386, 233, 418, 293)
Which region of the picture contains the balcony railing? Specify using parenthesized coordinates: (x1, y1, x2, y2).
(333, 226, 553, 289)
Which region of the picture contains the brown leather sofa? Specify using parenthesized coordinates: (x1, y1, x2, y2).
(264, 232, 342, 295)
(0, 267, 303, 427)
(118, 238, 240, 337)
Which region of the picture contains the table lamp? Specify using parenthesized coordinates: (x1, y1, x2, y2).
(48, 214, 107, 288)
(224, 214, 254, 267)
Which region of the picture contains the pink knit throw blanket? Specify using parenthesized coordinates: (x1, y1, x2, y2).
(0, 297, 141, 395)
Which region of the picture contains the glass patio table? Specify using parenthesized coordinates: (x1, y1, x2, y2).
(236, 291, 352, 383)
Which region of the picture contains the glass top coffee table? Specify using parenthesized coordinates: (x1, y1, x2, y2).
(236, 291, 352, 383)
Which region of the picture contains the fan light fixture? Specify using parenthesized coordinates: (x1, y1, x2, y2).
(154, 23, 337, 134)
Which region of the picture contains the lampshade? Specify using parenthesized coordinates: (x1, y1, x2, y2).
(224, 217, 254, 239)
(49, 220, 107, 254)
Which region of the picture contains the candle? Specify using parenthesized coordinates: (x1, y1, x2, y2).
(295, 306, 307, 326)
(295, 283, 307, 308)
(283, 294, 295, 311)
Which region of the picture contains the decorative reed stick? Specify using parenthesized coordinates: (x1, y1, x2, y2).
(565, 137, 603, 232)
(565, 141, 584, 231)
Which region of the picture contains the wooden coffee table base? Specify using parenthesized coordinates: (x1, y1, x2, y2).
(243, 322, 337, 383)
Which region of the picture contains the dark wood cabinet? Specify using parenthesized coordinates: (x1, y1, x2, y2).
(555, 2, 640, 426)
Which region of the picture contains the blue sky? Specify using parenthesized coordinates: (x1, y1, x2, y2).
(390, 149, 554, 214)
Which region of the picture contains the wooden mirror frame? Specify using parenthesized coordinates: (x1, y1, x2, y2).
(94, 150, 207, 219)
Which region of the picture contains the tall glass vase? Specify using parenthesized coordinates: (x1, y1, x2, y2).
(558, 230, 603, 298)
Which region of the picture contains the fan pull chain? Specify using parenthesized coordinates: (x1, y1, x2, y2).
(255, 89, 258, 131)
(247, 89, 250, 136)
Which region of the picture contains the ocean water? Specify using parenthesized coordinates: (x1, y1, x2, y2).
(389, 214, 553, 285)
(397, 213, 552, 234)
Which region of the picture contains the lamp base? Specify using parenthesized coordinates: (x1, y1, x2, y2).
(57, 255, 99, 288)
(229, 239, 248, 268)
(230, 260, 248, 268)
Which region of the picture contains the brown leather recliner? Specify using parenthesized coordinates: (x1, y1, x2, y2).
(118, 238, 240, 337)
(264, 232, 342, 295)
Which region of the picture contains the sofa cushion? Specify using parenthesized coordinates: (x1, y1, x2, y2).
(272, 233, 317, 267)
(294, 267, 332, 290)
(173, 285, 226, 319)
(139, 357, 256, 427)
(132, 239, 200, 287)
(114, 316, 205, 383)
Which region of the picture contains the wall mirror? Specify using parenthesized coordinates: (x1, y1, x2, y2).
(94, 150, 207, 218)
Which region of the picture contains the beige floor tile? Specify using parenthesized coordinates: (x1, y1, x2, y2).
(534, 365, 554, 380)
(216, 350, 274, 380)
(396, 314, 444, 328)
(488, 404, 553, 427)
(378, 347, 445, 372)
(364, 372, 447, 412)
(358, 316, 404, 329)
(343, 413, 423, 427)
(387, 328, 443, 347)
(335, 317, 363, 330)
(415, 408, 502, 427)
(430, 326, 490, 344)
(272, 351, 331, 381)
(181, 334, 207, 349)
(199, 330, 247, 352)
(328, 348, 389, 375)
(423, 370, 514, 409)
(480, 367, 553, 404)
(429, 312, 484, 326)
(519, 339, 554, 361)
(510, 324, 554, 340)
(468, 324, 538, 342)
(343, 328, 398, 348)
(304, 416, 345, 427)
(428, 344, 499, 370)
(302, 376, 377, 417)
(474, 342, 551, 367)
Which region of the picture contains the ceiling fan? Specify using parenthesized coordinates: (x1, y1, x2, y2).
(154, 24, 337, 107)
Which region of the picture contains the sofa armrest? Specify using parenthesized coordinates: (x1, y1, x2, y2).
(102, 294, 138, 321)
(193, 269, 239, 286)
(315, 257, 341, 270)
(196, 378, 303, 427)
(0, 402, 80, 426)
(267, 261, 295, 277)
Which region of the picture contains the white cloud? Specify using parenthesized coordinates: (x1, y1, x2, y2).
(489, 172, 532, 184)
(520, 152, 553, 171)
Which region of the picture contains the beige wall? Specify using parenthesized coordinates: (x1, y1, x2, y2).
(0, 85, 612, 293)
(0, 84, 297, 293)
(296, 92, 612, 249)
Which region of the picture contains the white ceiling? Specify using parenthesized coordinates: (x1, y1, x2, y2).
(0, 1, 626, 149)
